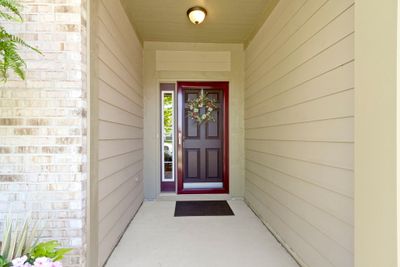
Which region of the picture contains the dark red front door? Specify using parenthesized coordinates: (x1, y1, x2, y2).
(177, 82, 229, 194)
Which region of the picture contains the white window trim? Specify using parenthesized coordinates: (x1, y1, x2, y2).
(161, 90, 175, 182)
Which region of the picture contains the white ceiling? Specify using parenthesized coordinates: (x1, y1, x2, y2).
(120, 0, 279, 45)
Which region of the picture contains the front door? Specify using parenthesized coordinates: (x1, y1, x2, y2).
(177, 82, 229, 194)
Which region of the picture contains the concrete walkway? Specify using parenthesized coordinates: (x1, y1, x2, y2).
(105, 200, 298, 267)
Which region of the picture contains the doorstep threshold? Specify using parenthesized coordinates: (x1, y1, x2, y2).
(156, 193, 242, 201)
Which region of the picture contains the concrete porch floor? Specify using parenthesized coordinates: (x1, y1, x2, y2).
(105, 200, 299, 267)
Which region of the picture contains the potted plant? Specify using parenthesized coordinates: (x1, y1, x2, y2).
(0, 215, 71, 267)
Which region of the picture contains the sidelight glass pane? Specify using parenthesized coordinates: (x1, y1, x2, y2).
(164, 163, 173, 180)
(161, 91, 175, 182)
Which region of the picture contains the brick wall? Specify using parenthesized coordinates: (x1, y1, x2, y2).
(0, 0, 88, 266)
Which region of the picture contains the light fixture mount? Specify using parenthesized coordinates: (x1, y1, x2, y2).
(187, 6, 207, 25)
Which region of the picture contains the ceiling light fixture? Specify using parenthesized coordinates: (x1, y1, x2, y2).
(187, 6, 207, 25)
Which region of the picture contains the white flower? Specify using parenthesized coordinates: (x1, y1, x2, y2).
(193, 108, 199, 112)
(50, 262, 62, 267)
(33, 257, 52, 267)
(208, 108, 213, 112)
(12, 255, 28, 267)
(201, 114, 206, 119)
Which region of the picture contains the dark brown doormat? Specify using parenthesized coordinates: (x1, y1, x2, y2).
(174, 200, 234, 217)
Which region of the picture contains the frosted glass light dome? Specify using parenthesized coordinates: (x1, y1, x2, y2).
(187, 6, 207, 24)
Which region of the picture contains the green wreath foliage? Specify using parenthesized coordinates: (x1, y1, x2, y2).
(186, 90, 218, 124)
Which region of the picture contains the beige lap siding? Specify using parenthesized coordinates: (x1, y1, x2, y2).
(95, 0, 144, 265)
(244, 0, 354, 266)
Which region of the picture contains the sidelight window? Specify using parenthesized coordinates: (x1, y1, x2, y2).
(161, 90, 175, 183)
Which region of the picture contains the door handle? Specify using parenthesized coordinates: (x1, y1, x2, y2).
(178, 132, 182, 145)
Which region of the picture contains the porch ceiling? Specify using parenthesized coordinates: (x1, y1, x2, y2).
(120, 0, 279, 45)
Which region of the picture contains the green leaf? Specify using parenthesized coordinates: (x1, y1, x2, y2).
(0, 0, 22, 21)
(23, 220, 37, 255)
(0, 255, 10, 267)
(30, 241, 72, 261)
(15, 217, 29, 257)
(0, 216, 12, 257)
(0, 0, 42, 81)
(0, 214, 39, 261)
(52, 248, 73, 262)
(6, 232, 16, 262)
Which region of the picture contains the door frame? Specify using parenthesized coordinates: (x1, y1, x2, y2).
(177, 81, 229, 194)
(160, 83, 177, 192)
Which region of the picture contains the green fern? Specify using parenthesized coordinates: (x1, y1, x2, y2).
(0, 0, 41, 82)
(0, 0, 22, 21)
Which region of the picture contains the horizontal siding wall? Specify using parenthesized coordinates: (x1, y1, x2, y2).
(96, 0, 144, 265)
(244, 0, 354, 266)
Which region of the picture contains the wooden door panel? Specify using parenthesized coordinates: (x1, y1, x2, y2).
(185, 92, 200, 139)
(177, 82, 229, 194)
(185, 118, 200, 138)
(206, 148, 221, 179)
(206, 111, 220, 138)
(185, 148, 200, 179)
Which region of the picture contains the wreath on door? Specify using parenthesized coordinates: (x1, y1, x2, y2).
(186, 89, 218, 124)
